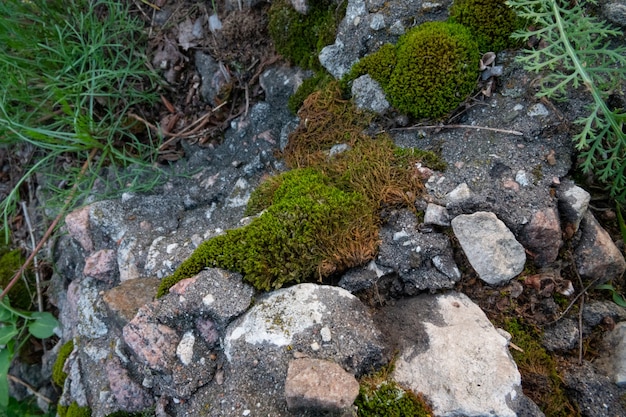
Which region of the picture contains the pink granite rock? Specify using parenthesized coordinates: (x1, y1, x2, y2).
(284, 358, 359, 412)
(83, 249, 117, 283)
(123, 304, 180, 371)
(65, 206, 93, 252)
(106, 358, 153, 411)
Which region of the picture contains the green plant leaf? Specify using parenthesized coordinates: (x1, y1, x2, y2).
(0, 347, 12, 409)
(27, 312, 58, 339)
(0, 325, 18, 346)
(616, 203, 626, 244)
(612, 292, 626, 308)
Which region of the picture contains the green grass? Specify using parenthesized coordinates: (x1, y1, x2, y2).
(0, 0, 165, 242)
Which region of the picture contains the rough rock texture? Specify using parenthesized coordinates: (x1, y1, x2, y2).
(377, 292, 540, 417)
(452, 211, 526, 285)
(520, 207, 562, 267)
(574, 211, 626, 284)
(284, 358, 360, 412)
(563, 361, 626, 417)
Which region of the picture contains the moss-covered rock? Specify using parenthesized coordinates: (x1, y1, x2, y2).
(342, 22, 479, 120)
(157, 168, 378, 296)
(58, 402, 91, 417)
(449, 0, 523, 52)
(386, 21, 479, 119)
(268, 0, 343, 70)
(52, 339, 74, 387)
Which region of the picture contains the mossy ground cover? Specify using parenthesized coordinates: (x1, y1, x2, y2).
(343, 21, 480, 120)
(157, 83, 444, 296)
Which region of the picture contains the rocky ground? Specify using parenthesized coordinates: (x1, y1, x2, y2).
(6, 0, 626, 416)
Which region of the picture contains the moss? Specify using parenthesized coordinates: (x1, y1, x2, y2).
(386, 22, 479, 119)
(59, 402, 91, 417)
(268, 0, 343, 70)
(342, 43, 397, 91)
(157, 168, 378, 296)
(504, 318, 578, 417)
(0, 246, 33, 310)
(343, 22, 479, 120)
(449, 0, 523, 52)
(52, 339, 74, 387)
(287, 70, 334, 114)
(105, 409, 155, 417)
(356, 362, 432, 417)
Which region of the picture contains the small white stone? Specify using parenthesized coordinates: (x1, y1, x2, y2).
(393, 230, 410, 240)
(515, 170, 531, 187)
(176, 331, 195, 365)
(527, 103, 549, 117)
(203, 293, 216, 305)
(321, 326, 332, 342)
(311, 342, 320, 351)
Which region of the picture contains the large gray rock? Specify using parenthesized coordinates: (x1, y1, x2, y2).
(563, 360, 626, 417)
(376, 292, 541, 417)
(452, 211, 526, 285)
(175, 283, 386, 416)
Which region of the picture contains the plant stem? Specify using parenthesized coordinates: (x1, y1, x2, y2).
(0, 148, 97, 301)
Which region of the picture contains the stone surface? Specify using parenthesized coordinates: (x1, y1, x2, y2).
(65, 206, 94, 252)
(603, 0, 626, 26)
(583, 301, 626, 327)
(574, 211, 626, 284)
(379, 292, 530, 417)
(598, 322, 626, 386)
(563, 360, 626, 417)
(284, 358, 359, 412)
(424, 203, 450, 226)
(542, 318, 579, 352)
(103, 278, 161, 324)
(557, 180, 590, 235)
(452, 211, 526, 285)
(377, 209, 461, 293)
(122, 304, 180, 371)
(83, 249, 118, 283)
(106, 358, 153, 412)
(351, 74, 389, 114)
(521, 207, 562, 267)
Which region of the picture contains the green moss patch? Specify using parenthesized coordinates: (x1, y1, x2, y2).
(343, 22, 479, 120)
(356, 362, 432, 417)
(268, 0, 343, 70)
(504, 318, 578, 417)
(449, 0, 523, 52)
(157, 168, 378, 296)
(52, 339, 74, 387)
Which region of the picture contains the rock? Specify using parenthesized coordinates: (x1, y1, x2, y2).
(83, 249, 118, 283)
(603, 0, 626, 26)
(65, 206, 94, 252)
(284, 358, 359, 412)
(557, 180, 590, 235)
(163, 268, 254, 328)
(574, 211, 626, 284)
(63, 279, 108, 339)
(106, 358, 153, 412)
(563, 360, 626, 417)
(223, 283, 385, 375)
(103, 277, 161, 325)
(542, 318, 579, 352)
(424, 203, 450, 226)
(259, 65, 312, 108)
(445, 182, 473, 205)
(599, 322, 626, 386)
(377, 209, 460, 293)
(378, 292, 534, 417)
(351, 74, 389, 114)
(452, 211, 526, 285)
(122, 303, 180, 371)
(583, 300, 626, 327)
(521, 207, 562, 267)
(195, 51, 228, 107)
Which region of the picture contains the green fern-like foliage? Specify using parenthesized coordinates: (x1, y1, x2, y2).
(507, 0, 626, 200)
(449, 0, 523, 52)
